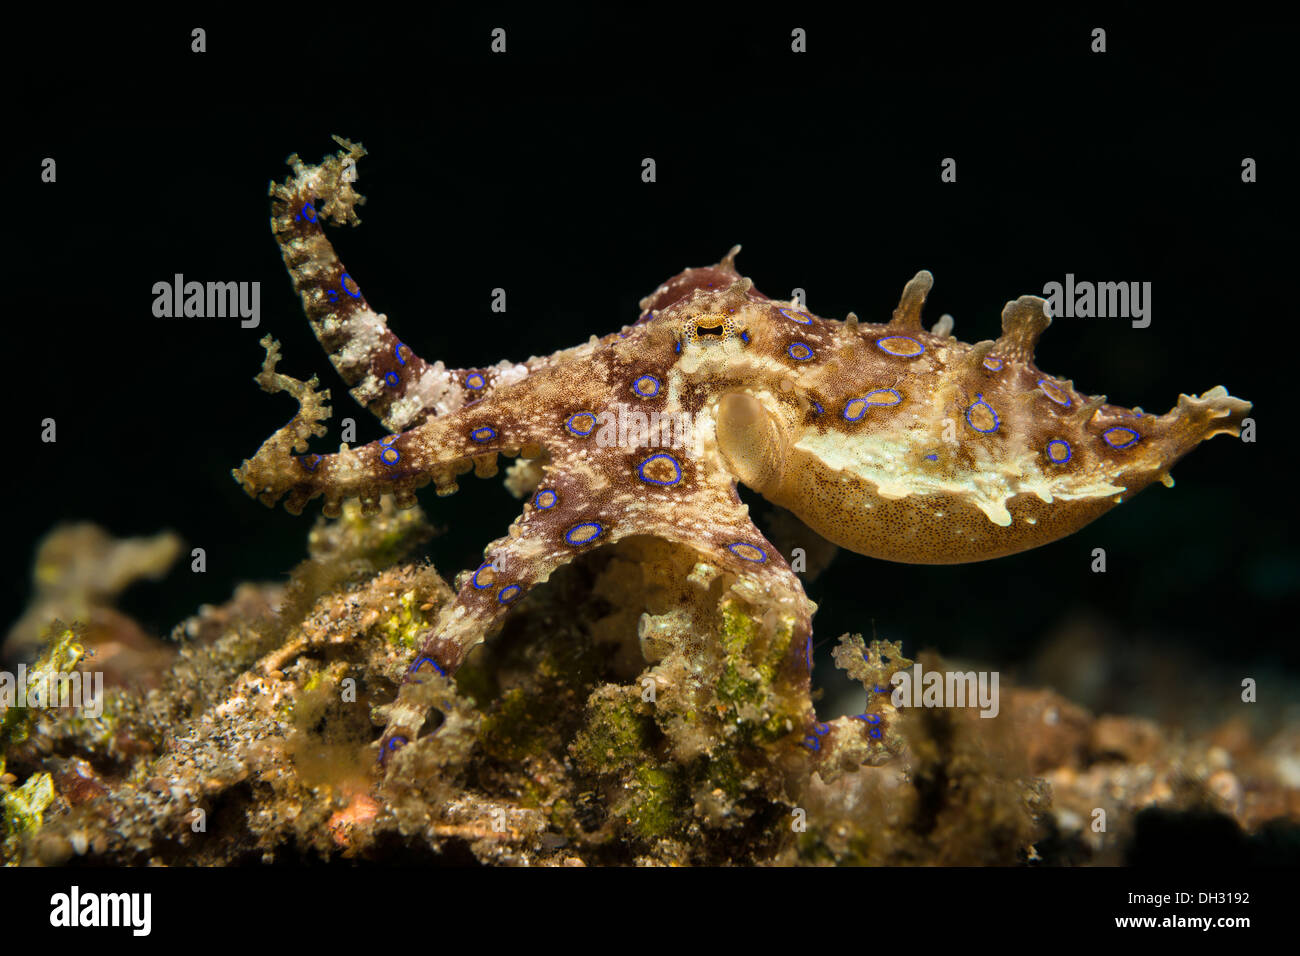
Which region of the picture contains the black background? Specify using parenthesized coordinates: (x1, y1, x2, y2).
(10, 10, 1294, 712)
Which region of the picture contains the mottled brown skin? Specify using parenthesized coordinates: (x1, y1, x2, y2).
(232, 139, 1251, 763)
(697, 275, 1250, 564)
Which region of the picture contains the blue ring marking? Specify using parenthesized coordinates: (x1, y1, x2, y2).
(814, 722, 830, 736)
(843, 398, 869, 422)
(810, 400, 824, 416)
(1103, 426, 1140, 449)
(340, 272, 362, 299)
(853, 712, 883, 725)
(410, 657, 446, 678)
(865, 388, 903, 407)
(498, 584, 522, 604)
(674, 341, 682, 354)
(787, 342, 813, 361)
(983, 356, 1003, 371)
(739, 331, 750, 344)
(727, 542, 767, 563)
(565, 522, 604, 546)
(876, 335, 925, 357)
(471, 563, 495, 589)
(1046, 439, 1072, 464)
(384, 735, 407, 753)
(385, 371, 400, 387)
(470, 426, 497, 443)
(394, 342, 407, 366)
(632, 375, 661, 398)
(637, 452, 683, 487)
(533, 489, 557, 510)
(805, 635, 814, 671)
(380, 445, 401, 465)
(869, 726, 883, 740)
(465, 373, 485, 390)
(299, 202, 318, 223)
(924, 453, 939, 461)
(802, 735, 821, 751)
(965, 394, 1000, 433)
(565, 412, 596, 437)
(1037, 379, 1072, 407)
(297, 454, 321, 472)
(779, 307, 813, 325)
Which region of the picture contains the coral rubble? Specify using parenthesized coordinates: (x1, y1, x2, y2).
(2, 510, 1295, 866)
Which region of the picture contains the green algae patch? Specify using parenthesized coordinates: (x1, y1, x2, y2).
(2, 772, 55, 839)
(480, 686, 557, 762)
(619, 764, 683, 840)
(571, 689, 654, 775)
(478, 615, 605, 764)
(549, 797, 576, 833)
(715, 602, 765, 709)
(379, 590, 429, 649)
(721, 600, 761, 653)
(716, 662, 760, 707)
(711, 600, 802, 747)
(1, 624, 88, 752)
(703, 747, 747, 802)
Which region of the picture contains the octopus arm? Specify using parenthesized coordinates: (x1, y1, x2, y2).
(231, 338, 545, 517)
(269, 137, 527, 432)
(379, 458, 813, 760)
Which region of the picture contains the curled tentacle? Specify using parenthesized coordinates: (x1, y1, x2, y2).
(230, 336, 332, 509)
(270, 137, 532, 431)
(232, 339, 551, 517)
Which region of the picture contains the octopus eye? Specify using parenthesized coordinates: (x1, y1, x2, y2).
(681, 313, 736, 345)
